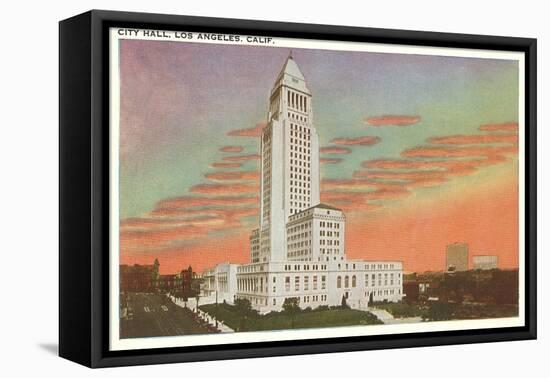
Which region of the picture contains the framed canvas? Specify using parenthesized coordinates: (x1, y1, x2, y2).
(59, 10, 537, 368)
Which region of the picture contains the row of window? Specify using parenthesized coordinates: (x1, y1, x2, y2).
(290, 165, 309, 173)
(321, 239, 340, 247)
(289, 180, 311, 189)
(320, 248, 341, 255)
(288, 222, 311, 233)
(288, 250, 310, 258)
(335, 274, 402, 289)
(287, 91, 308, 113)
(288, 112, 308, 123)
(290, 160, 310, 170)
(289, 240, 311, 249)
(337, 275, 356, 288)
(290, 194, 310, 202)
(337, 263, 401, 271)
(319, 221, 339, 229)
(288, 232, 311, 242)
(285, 275, 327, 291)
(238, 277, 267, 293)
(369, 289, 401, 297)
(290, 139, 311, 148)
(290, 123, 310, 134)
(290, 173, 309, 180)
(319, 230, 340, 237)
(283, 264, 327, 271)
(303, 294, 326, 303)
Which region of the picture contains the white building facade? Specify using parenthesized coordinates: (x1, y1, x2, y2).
(203, 55, 403, 313)
(472, 255, 498, 270)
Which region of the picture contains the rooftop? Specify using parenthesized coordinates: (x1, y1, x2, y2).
(271, 54, 311, 95)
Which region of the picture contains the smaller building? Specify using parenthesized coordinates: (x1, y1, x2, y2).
(201, 263, 239, 303)
(156, 266, 196, 299)
(473, 255, 498, 270)
(120, 259, 160, 293)
(403, 280, 419, 303)
(120, 259, 197, 298)
(446, 243, 469, 272)
(286, 204, 346, 262)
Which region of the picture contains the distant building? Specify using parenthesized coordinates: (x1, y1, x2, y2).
(446, 243, 469, 272)
(120, 259, 196, 298)
(120, 259, 160, 292)
(473, 255, 498, 270)
(403, 280, 419, 303)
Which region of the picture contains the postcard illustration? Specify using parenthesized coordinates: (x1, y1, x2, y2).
(110, 28, 524, 350)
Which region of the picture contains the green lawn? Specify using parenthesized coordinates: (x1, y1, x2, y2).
(200, 303, 383, 332)
(422, 302, 519, 321)
(373, 301, 518, 321)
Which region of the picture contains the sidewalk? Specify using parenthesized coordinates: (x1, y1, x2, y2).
(368, 308, 422, 324)
(168, 295, 235, 333)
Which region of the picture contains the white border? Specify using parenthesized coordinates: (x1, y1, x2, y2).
(109, 27, 526, 351)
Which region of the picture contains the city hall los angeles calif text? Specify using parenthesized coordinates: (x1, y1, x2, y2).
(202, 55, 404, 313)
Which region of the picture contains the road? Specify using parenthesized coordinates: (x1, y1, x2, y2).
(120, 293, 217, 339)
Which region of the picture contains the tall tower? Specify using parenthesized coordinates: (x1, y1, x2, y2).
(256, 54, 321, 263)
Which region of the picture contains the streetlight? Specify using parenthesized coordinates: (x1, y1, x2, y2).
(215, 290, 219, 329)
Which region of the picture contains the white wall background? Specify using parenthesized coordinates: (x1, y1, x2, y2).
(0, 0, 546, 375)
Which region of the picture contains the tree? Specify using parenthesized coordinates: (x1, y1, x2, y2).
(423, 302, 453, 321)
(341, 295, 349, 309)
(283, 297, 300, 328)
(368, 292, 374, 307)
(234, 298, 254, 332)
(234, 298, 253, 314)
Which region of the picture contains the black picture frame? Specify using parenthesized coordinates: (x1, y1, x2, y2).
(59, 9, 537, 368)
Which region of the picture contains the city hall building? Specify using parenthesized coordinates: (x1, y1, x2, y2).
(202, 55, 403, 313)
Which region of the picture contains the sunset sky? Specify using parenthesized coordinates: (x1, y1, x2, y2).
(118, 39, 520, 274)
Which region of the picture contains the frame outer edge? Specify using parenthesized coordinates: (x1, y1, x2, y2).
(59, 11, 94, 367)
(73, 10, 537, 367)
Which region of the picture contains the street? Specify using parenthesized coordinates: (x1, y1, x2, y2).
(120, 293, 217, 338)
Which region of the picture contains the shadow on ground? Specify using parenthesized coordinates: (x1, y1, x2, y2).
(38, 343, 58, 356)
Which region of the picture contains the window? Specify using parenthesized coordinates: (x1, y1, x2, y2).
(285, 276, 290, 291)
(322, 275, 326, 289)
(345, 275, 349, 288)
(337, 276, 342, 288)
(313, 275, 318, 290)
(352, 275, 357, 288)
(304, 276, 309, 290)
(295, 276, 300, 291)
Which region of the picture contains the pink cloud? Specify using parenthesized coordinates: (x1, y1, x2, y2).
(227, 123, 266, 137)
(330, 136, 381, 146)
(320, 146, 352, 154)
(354, 170, 447, 181)
(205, 170, 259, 182)
(478, 122, 518, 132)
(190, 183, 259, 196)
(428, 134, 518, 145)
(321, 178, 404, 192)
(210, 162, 242, 169)
(222, 154, 261, 162)
(364, 115, 421, 127)
(155, 195, 258, 211)
(219, 146, 244, 153)
(320, 158, 344, 165)
(401, 145, 517, 159)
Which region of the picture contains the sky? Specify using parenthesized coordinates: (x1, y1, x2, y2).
(118, 39, 520, 274)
